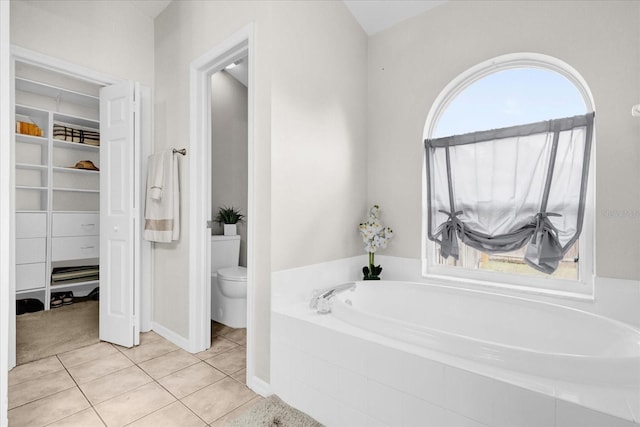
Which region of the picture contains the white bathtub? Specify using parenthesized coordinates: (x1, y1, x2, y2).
(332, 281, 640, 385)
(271, 258, 640, 425)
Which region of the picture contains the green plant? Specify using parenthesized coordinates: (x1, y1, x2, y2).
(215, 206, 245, 225)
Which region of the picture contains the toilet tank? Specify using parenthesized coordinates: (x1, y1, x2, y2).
(211, 235, 241, 272)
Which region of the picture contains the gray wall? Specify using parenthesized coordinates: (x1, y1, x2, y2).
(367, 0, 640, 281)
(211, 71, 248, 267)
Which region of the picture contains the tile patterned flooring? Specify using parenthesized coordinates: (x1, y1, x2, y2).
(8, 322, 263, 426)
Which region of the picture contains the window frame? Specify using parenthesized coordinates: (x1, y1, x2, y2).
(421, 53, 596, 299)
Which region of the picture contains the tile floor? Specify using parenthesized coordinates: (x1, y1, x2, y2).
(8, 322, 263, 426)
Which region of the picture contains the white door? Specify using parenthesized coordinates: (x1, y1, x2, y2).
(99, 81, 140, 348)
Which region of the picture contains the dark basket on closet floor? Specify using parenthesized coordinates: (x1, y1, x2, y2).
(16, 298, 44, 315)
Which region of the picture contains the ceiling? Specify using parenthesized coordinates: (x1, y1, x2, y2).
(343, 0, 446, 35)
(129, 0, 445, 35)
(129, 0, 171, 20)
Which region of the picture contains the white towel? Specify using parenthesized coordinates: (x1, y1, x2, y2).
(144, 150, 180, 242)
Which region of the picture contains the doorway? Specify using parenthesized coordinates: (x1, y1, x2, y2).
(210, 56, 249, 325)
(8, 47, 150, 369)
(188, 24, 263, 394)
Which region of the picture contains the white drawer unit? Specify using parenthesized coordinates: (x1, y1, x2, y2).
(16, 263, 46, 291)
(16, 237, 46, 264)
(52, 213, 99, 237)
(16, 212, 47, 238)
(52, 236, 100, 261)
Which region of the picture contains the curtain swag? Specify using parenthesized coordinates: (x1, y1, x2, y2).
(425, 112, 594, 274)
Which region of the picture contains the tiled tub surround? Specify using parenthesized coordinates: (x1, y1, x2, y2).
(271, 257, 640, 427)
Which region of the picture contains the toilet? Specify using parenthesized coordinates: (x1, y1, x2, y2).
(211, 235, 247, 328)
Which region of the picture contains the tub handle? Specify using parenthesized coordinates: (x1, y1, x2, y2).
(310, 282, 356, 312)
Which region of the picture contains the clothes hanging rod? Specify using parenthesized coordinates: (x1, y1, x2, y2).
(173, 148, 187, 156)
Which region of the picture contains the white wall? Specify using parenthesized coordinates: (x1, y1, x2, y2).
(10, 0, 154, 86)
(270, 1, 368, 271)
(367, 0, 640, 281)
(154, 0, 367, 381)
(1, 2, 11, 425)
(153, 0, 274, 379)
(211, 71, 248, 266)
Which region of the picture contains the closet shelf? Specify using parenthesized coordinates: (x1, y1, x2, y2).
(53, 112, 99, 129)
(53, 210, 99, 214)
(53, 139, 99, 151)
(50, 279, 99, 290)
(52, 187, 99, 193)
(16, 163, 47, 171)
(16, 185, 47, 191)
(16, 77, 99, 108)
(52, 166, 99, 175)
(16, 287, 46, 295)
(15, 133, 48, 145)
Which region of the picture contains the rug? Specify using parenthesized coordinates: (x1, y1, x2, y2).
(16, 300, 99, 365)
(228, 395, 324, 427)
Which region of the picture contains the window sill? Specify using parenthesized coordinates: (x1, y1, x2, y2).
(422, 264, 595, 302)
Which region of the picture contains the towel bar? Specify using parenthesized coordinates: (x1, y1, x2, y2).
(173, 148, 187, 156)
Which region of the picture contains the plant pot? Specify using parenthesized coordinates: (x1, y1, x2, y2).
(223, 224, 237, 236)
(362, 264, 382, 280)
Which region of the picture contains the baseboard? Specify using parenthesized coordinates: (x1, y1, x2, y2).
(248, 375, 272, 397)
(151, 322, 191, 351)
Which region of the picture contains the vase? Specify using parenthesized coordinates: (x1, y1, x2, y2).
(223, 224, 237, 236)
(362, 263, 382, 280)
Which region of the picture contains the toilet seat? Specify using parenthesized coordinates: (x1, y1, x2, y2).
(218, 266, 247, 282)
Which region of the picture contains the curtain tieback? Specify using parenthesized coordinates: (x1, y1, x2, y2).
(437, 210, 464, 259)
(525, 212, 563, 274)
(532, 212, 561, 244)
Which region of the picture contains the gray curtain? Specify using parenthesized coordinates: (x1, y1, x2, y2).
(425, 112, 594, 274)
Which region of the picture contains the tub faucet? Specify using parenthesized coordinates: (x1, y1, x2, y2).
(310, 282, 356, 314)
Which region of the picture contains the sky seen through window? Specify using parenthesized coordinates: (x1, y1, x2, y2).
(433, 68, 587, 138)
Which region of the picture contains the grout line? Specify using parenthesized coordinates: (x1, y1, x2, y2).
(13, 324, 249, 426)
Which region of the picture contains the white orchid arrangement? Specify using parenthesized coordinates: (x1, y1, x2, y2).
(358, 205, 393, 279)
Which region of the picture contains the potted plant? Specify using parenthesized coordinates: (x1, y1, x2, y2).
(358, 205, 394, 280)
(215, 205, 245, 236)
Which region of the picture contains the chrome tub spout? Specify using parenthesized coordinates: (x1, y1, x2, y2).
(310, 282, 356, 314)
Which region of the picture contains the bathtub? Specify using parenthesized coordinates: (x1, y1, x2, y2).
(271, 269, 640, 426)
(332, 281, 640, 385)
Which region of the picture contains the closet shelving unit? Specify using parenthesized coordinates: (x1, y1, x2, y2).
(15, 74, 100, 310)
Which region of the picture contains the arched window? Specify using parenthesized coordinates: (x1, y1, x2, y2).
(422, 53, 595, 296)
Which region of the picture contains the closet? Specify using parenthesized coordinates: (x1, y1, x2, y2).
(10, 48, 146, 365)
(14, 61, 101, 311)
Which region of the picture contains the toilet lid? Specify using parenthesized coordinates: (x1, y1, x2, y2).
(218, 266, 247, 281)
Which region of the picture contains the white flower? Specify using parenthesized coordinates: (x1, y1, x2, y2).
(369, 205, 380, 218)
(358, 205, 393, 254)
